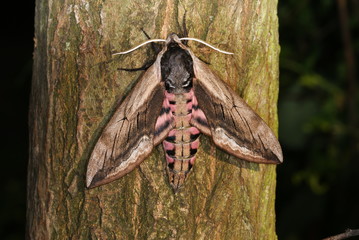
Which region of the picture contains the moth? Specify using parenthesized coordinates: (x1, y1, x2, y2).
(86, 33, 283, 191)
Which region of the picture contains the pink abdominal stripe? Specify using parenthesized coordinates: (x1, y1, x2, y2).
(154, 89, 207, 190)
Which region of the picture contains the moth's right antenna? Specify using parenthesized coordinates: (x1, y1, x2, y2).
(113, 39, 166, 55)
(179, 37, 234, 55)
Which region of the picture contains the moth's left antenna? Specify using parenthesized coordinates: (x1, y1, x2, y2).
(113, 39, 166, 55)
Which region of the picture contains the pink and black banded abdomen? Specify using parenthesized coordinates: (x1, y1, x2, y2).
(156, 89, 207, 191)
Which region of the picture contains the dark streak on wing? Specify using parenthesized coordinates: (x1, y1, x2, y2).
(102, 150, 108, 169)
(136, 112, 140, 130)
(257, 134, 267, 152)
(229, 109, 238, 130)
(110, 132, 119, 160)
(117, 116, 127, 123)
(127, 122, 132, 143)
(154, 120, 171, 136)
(241, 113, 255, 144)
(220, 104, 225, 120)
(193, 117, 209, 127)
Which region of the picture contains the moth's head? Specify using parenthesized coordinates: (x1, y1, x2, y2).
(166, 33, 181, 43)
(161, 37, 194, 94)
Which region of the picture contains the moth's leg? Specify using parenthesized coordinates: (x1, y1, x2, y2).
(197, 57, 210, 65)
(141, 29, 162, 54)
(179, 11, 188, 45)
(141, 28, 151, 39)
(118, 59, 155, 72)
(182, 11, 188, 38)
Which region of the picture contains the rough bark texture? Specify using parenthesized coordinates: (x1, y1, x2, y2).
(28, 0, 280, 239)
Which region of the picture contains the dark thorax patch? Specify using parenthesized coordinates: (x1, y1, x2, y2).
(160, 43, 194, 93)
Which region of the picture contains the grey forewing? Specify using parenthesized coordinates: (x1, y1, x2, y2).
(86, 57, 166, 188)
(190, 55, 283, 164)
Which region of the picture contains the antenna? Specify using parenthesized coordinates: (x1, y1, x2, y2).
(112, 39, 166, 55)
(180, 37, 234, 55)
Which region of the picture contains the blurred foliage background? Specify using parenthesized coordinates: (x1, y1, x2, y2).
(277, 0, 358, 239)
(1, 0, 357, 239)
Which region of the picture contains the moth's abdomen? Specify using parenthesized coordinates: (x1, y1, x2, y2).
(162, 89, 201, 191)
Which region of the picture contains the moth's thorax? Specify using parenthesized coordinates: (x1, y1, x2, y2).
(162, 89, 200, 191)
(161, 43, 194, 94)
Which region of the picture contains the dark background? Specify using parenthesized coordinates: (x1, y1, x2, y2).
(1, 0, 358, 239)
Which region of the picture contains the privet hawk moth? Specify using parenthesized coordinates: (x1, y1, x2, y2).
(86, 33, 283, 191)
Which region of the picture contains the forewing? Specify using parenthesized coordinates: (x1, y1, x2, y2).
(190, 54, 283, 164)
(86, 59, 166, 188)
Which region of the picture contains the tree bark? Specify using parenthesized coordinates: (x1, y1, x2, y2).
(28, 0, 280, 239)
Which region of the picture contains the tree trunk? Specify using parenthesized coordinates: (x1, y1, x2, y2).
(28, 0, 280, 239)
